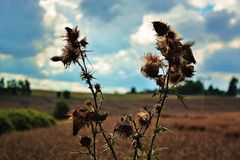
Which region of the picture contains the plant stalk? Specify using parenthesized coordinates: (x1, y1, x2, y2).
(77, 58, 118, 160)
(99, 124, 118, 160)
(147, 65, 170, 160)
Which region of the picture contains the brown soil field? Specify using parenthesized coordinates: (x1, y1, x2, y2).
(0, 93, 240, 160)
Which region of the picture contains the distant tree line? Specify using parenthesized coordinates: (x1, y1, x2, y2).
(0, 77, 31, 96)
(131, 77, 239, 97)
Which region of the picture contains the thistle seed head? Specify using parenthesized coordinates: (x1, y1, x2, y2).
(182, 41, 196, 64)
(155, 75, 165, 87)
(79, 136, 92, 148)
(113, 116, 133, 138)
(141, 53, 164, 79)
(181, 64, 195, 77)
(136, 111, 150, 126)
(70, 106, 94, 136)
(94, 83, 101, 92)
(152, 21, 170, 36)
(80, 37, 88, 48)
(64, 26, 80, 48)
(61, 45, 81, 68)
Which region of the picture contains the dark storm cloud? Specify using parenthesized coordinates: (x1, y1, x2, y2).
(205, 10, 240, 40)
(0, 0, 44, 57)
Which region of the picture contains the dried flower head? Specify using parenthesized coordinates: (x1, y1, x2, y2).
(141, 63, 160, 79)
(113, 116, 133, 138)
(50, 26, 89, 68)
(64, 26, 80, 48)
(181, 64, 195, 77)
(143, 53, 161, 64)
(80, 37, 88, 48)
(182, 41, 196, 64)
(167, 30, 177, 39)
(136, 112, 150, 126)
(94, 83, 101, 92)
(93, 112, 108, 122)
(141, 53, 163, 79)
(79, 136, 92, 148)
(152, 21, 170, 36)
(169, 66, 184, 84)
(85, 99, 93, 107)
(61, 45, 81, 67)
(155, 75, 165, 87)
(50, 45, 81, 68)
(50, 56, 62, 62)
(169, 72, 184, 84)
(70, 106, 94, 136)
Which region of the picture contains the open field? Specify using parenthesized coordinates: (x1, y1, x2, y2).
(0, 91, 240, 160)
(0, 90, 239, 115)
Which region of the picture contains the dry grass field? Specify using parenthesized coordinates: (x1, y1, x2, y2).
(0, 92, 240, 160)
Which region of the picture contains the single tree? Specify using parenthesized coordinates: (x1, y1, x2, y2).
(130, 87, 136, 93)
(23, 80, 31, 95)
(0, 78, 5, 94)
(227, 77, 238, 96)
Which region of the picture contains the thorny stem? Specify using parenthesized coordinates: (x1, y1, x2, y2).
(132, 119, 141, 160)
(90, 122, 97, 160)
(77, 57, 118, 160)
(77, 59, 98, 160)
(142, 113, 153, 136)
(147, 65, 171, 160)
(99, 124, 118, 160)
(133, 149, 138, 160)
(78, 54, 98, 110)
(87, 147, 94, 158)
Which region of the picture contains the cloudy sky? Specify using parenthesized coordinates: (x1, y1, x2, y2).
(0, 0, 239, 93)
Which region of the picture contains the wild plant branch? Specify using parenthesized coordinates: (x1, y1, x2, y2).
(76, 58, 118, 160)
(147, 64, 171, 160)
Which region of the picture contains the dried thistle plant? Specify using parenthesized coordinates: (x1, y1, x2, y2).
(51, 27, 117, 160)
(111, 21, 196, 160)
(51, 20, 196, 160)
(140, 21, 196, 159)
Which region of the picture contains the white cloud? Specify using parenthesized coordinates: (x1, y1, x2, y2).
(0, 53, 13, 60)
(35, 0, 83, 76)
(130, 5, 204, 45)
(188, 0, 240, 18)
(0, 72, 89, 92)
(194, 41, 223, 66)
(91, 49, 141, 77)
(103, 86, 129, 94)
(228, 38, 240, 49)
(0, 72, 129, 93)
(130, 16, 155, 45)
(131, 4, 240, 74)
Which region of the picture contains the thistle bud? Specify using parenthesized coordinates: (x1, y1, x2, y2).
(152, 21, 170, 36)
(155, 75, 165, 87)
(79, 136, 92, 148)
(85, 99, 93, 107)
(181, 64, 195, 77)
(80, 37, 88, 48)
(136, 112, 150, 126)
(93, 112, 108, 122)
(94, 83, 101, 92)
(113, 116, 133, 138)
(50, 56, 62, 62)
